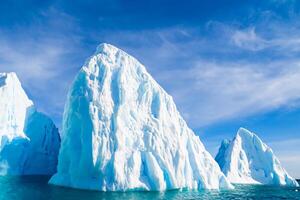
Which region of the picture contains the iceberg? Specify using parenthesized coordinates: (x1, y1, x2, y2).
(215, 128, 299, 186)
(0, 72, 60, 175)
(49, 43, 232, 191)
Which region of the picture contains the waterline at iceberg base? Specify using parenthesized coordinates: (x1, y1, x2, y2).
(0, 176, 300, 200)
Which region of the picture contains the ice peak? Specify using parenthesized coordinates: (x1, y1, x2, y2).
(236, 127, 253, 138)
(81, 42, 151, 88)
(0, 72, 18, 79)
(0, 72, 20, 87)
(0, 72, 32, 107)
(94, 43, 123, 60)
(0, 73, 7, 86)
(221, 139, 230, 148)
(0, 73, 7, 80)
(82, 43, 142, 75)
(96, 43, 118, 53)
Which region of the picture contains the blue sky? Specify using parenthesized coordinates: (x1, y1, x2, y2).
(0, 0, 300, 177)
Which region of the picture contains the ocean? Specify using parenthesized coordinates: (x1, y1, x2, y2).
(0, 176, 299, 200)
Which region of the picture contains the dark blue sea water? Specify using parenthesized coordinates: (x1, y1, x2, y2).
(0, 176, 299, 200)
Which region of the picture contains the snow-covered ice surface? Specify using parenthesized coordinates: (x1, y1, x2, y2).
(0, 72, 60, 175)
(215, 128, 299, 186)
(49, 43, 232, 191)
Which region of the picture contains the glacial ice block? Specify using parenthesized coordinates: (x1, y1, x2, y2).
(49, 43, 232, 191)
(0, 72, 60, 175)
(215, 128, 299, 186)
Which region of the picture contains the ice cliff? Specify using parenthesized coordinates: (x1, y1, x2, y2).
(0, 72, 60, 175)
(49, 43, 232, 191)
(215, 128, 298, 186)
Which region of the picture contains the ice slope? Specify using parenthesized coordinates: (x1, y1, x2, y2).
(0, 72, 60, 175)
(215, 128, 299, 186)
(49, 43, 232, 191)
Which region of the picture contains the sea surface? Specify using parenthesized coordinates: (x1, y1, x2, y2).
(0, 176, 299, 200)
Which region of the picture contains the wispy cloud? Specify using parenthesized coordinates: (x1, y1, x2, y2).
(156, 60, 300, 126)
(231, 26, 300, 52)
(0, 8, 84, 126)
(231, 27, 269, 51)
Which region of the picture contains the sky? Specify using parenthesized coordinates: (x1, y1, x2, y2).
(0, 0, 300, 177)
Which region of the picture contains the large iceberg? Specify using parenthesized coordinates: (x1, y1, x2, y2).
(215, 128, 299, 186)
(49, 43, 232, 191)
(0, 72, 60, 175)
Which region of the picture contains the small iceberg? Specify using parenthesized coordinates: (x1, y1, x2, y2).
(0, 72, 60, 175)
(215, 128, 299, 186)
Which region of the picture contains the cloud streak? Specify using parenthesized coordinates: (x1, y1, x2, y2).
(231, 27, 300, 52)
(158, 60, 300, 126)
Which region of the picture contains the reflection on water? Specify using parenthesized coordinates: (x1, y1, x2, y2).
(0, 176, 299, 200)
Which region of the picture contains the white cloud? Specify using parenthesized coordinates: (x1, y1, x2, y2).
(156, 60, 300, 127)
(231, 27, 269, 51)
(0, 36, 66, 80)
(230, 21, 300, 53)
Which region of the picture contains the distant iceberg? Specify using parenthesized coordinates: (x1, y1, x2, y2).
(215, 128, 299, 186)
(49, 43, 232, 191)
(0, 72, 60, 175)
